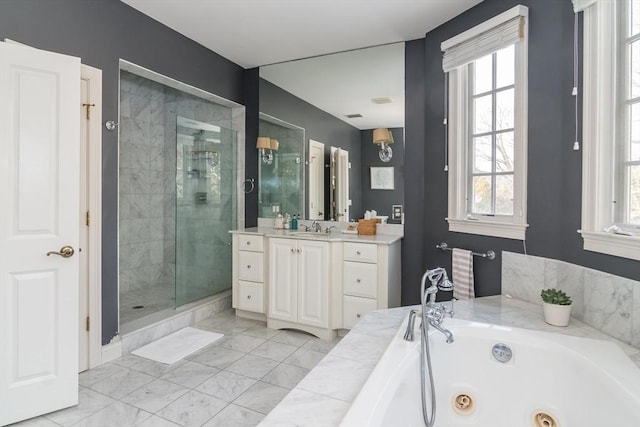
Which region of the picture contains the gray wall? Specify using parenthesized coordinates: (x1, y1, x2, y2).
(0, 0, 245, 344)
(403, 0, 640, 305)
(360, 128, 404, 223)
(259, 79, 363, 220)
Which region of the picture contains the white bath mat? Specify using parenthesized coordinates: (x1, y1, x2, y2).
(132, 327, 223, 365)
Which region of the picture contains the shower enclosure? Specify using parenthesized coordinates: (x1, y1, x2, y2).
(118, 67, 241, 328)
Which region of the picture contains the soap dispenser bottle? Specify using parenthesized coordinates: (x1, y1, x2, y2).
(291, 214, 298, 230)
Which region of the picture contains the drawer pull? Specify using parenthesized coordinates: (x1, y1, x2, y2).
(247, 265, 251, 269)
(246, 241, 251, 245)
(291, 248, 295, 253)
(356, 313, 361, 318)
(356, 278, 361, 283)
(297, 248, 302, 253)
(356, 250, 361, 255)
(247, 295, 251, 299)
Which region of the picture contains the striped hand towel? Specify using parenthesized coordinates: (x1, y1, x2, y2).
(452, 248, 475, 299)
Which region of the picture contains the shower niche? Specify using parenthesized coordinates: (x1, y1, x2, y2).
(118, 62, 244, 330)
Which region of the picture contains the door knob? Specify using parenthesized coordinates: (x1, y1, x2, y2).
(47, 245, 75, 258)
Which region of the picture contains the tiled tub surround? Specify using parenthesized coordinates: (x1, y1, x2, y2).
(260, 296, 640, 427)
(502, 251, 640, 349)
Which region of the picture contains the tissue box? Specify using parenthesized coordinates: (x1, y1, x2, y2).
(358, 219, 377, 235)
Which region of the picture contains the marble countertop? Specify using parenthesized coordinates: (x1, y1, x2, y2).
(230, 226, 403, 245)
(259, 295, 640, 427)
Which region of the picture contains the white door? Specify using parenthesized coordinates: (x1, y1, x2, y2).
(268, 238, 298, 323)
(336, 148, 349, 222)
(0, 42, 80, 425)
(297, 240, 329, 328)
(308, 140, 324, 220)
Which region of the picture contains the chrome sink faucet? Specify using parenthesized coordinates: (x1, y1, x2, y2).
(311, 220, 322, 232)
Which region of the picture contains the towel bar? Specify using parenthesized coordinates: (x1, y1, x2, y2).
(436, 242, 495, 260)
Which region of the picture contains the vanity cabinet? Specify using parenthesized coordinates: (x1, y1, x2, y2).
(268, 238, 330, 330)
(232, 233, 265, 314)
(341, 241, 401, 329)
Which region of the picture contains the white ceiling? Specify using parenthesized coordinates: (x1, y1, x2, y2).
(120, 0, 482, 129)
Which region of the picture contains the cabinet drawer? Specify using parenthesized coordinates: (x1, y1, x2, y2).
(238, 281, 264, 313)
(343, 242, 377, 263)
(237, 234, 264, 252)
(343, 295, 377, 329)
(238, 251, 263, 282)
(343, 261, 377, 298)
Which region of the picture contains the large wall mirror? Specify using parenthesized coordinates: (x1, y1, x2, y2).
(258, 42, 405, 223)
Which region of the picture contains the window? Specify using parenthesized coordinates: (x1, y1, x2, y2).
(443, 5, 528, 240)
(578, 0, 640, 261)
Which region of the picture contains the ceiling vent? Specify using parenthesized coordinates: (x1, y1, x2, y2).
(371, 97, 393, 104)
(345, 113, 363, 118)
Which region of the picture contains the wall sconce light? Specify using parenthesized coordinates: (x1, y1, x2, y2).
(373, 128, 394, 162)
(257, 136, 274, 164)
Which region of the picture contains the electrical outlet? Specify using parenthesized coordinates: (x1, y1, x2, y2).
(392, 204, 403, 221)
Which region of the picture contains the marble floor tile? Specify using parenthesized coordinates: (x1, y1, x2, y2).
(7, 417, 58, 427)
(87, 368, 155, 399)
(120, 379, 189, 413)
(156, 390, 227, 427)
(129, 358, 186, 377)
(189, 346, 245, 369)
(112, 354, 147, 369)
(261, 363, 309, 389)
(221, 334, 266, 353)
(160, 361, 219, 389)
(301, 337, 342, 354)
(283, 348, 326, 370)
(241, 325, 279, 340)
(250, 341, 298, 362)
(78, 363, 127, 387)
(202, 403, 265, 427)
(225, 354, 279, 380)
(233, 381, 289, 415)
(136, 415, 182, 427)
(72, 401, 152, 427)
(269, 330, 312, 347)
(44, 388, 114, 426)
(196, 371, 256, 402)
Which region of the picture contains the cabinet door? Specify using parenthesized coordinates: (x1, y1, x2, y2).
(298, 240, 329, 328)
(268, 238, 298, 322)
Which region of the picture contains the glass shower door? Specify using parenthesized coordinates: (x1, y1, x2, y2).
(175, 116, 237, 306)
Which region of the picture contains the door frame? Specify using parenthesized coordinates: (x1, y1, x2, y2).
(80, 64, 103, 369)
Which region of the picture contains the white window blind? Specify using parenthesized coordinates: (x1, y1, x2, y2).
(442, 13, 525, 73)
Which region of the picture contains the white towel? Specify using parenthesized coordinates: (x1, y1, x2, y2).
(452, 248, 474, 299)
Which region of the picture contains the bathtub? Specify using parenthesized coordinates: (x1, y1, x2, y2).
(340, 316, 640, 427)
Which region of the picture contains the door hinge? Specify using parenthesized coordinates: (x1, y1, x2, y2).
(82, 103, 95, 120)
(86, 211, 90, 226)
(86, 316, 90, 331)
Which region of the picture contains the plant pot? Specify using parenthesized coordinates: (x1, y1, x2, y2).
(542, 302, 572, 327)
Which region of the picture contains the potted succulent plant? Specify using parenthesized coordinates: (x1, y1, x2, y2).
(540, 288, 572, 326)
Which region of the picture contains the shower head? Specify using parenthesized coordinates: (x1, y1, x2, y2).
(438, 272, 454, 291)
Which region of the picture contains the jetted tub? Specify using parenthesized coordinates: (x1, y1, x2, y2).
(341, 316, 640, 427)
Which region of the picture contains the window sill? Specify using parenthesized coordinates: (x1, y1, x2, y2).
(580, 230, 640, 261)
(447, 218, 527, 240)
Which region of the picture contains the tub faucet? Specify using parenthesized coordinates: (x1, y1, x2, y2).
(403, 309, 420, 341)
(409, 267, 455, 343)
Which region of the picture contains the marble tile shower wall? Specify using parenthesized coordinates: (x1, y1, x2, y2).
(119, 71, 232, 299)
(258, 120, 304, 218)
(502, 251, 640, 349)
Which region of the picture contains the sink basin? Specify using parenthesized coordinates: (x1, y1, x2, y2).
(290, 231, 331, 238)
